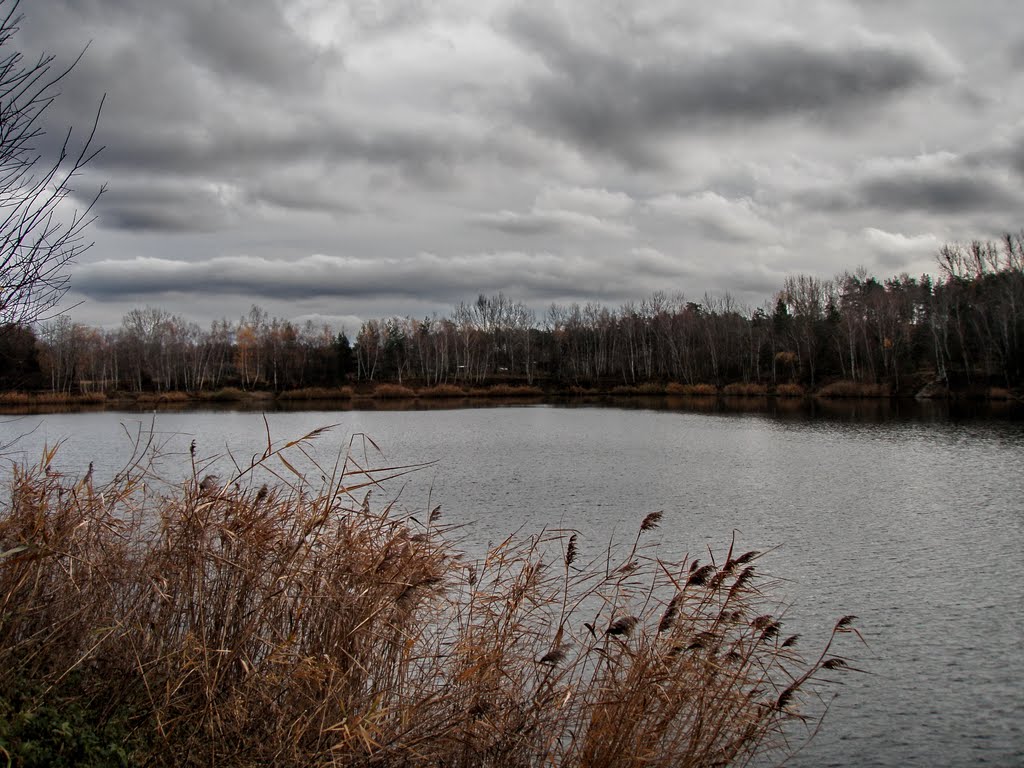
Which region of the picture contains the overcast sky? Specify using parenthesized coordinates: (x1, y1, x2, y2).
(18, 0, 1024, 330)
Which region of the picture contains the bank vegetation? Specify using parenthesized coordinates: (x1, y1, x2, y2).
(0, 433, 859, 766)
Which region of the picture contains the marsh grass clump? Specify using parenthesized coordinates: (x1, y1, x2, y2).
(611, 383, 667, 396)
(417, 383, 467, 398)
(666, 382, 718, 396)
(722, 383, 768, 397)
(370, 382, 417, 398)
(774, 383, 805, 398)
(0, 433, 860, 767)
(198, 386, 249, 402)
(277, 386, 355, 400)
(817, 381, 892, 398)
(468, 384, 545, 397)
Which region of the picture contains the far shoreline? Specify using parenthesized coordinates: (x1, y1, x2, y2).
(2, 379, 1021, 417)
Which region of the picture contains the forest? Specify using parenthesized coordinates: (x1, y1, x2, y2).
(2, 234, 1023, 397)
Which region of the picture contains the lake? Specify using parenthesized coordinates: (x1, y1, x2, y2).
(2, 399, 1023, 766)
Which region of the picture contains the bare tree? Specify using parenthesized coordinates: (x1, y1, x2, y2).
(0, 0, 103, 327)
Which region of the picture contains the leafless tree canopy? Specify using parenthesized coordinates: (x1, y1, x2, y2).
(0, 0, 103, 327)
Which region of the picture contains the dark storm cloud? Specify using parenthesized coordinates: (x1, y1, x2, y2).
(506, 6, 946, 165)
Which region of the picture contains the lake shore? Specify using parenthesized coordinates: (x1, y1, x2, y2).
(1, 377, 1020, 415)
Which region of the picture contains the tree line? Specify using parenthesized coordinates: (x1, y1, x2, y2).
(2, 233, 1023, 395)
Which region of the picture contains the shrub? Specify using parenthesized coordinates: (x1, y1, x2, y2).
(0, 436, 859, 767)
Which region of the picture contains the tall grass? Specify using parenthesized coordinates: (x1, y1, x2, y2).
(0, 433, 859, 766)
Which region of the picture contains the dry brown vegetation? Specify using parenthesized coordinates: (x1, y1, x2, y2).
(722, 383, 768, 397)
(610, 383, 667, 396)
(0, 432, 859, 766)
(0, 391, 107, 405)
(666, 383, 718, 396)
(366, 383, 418, 399)
(816, 381, 892, 398)
(467, 384, 545, 398)
(417, 384, 467, 398)
(277, 386, 356, 401)
(773, 384, 805, 398)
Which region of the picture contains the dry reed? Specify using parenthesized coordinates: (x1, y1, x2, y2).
(722, 383, 768, 397)
(370, 383, 417, 399)
(666, 383, 718, 396)
(277, 386, 355, 401)
(417, 384, 467, 398)
(773, 384, 805, 398)
(611, 383, 667, 396)
(0, 432, 859, 766)
(816, 381, 892, 398)
(468, 384, 545, 397)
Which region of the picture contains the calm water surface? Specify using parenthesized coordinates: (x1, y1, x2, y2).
(2, 402, 1022, 767)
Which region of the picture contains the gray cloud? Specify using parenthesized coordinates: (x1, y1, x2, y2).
(506, 5, 948, 166)
(857, 173, 1016, 214)
(72, 251, 677, 305)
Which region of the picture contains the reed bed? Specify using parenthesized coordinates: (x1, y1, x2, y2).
(816, 381, 892, 398)
(610, 383, 667, 396)
(196, 387, 252, 402)
(277, 386, 355, 401)
(417, 384, 467, 398)
(467, 385, 545, 398)
(773, 384, 805, 398)
(722, 383, 768, 397)
(366, 383, 417, 399)
(134, 391, 192, 403)
(666, 383, 718, 396)
(0, 391, 107, 405)
(0, 433, 859, 766)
